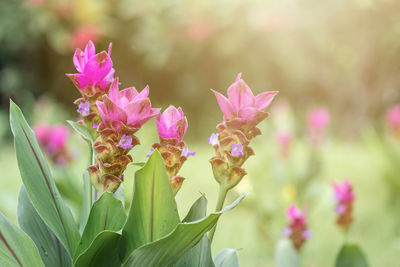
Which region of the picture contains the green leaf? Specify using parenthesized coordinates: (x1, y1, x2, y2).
(214, 249, 239, 267)
(0, 210, 45, 267)
(67, 120, 93, 144)
(74, 193, 126, 263)
(123, 193, 247, 267)
(335, 243, 369, 267)
(9, 101, 80, 257)
(274, 238, 299, 267)
(122, 150, 180, 258)
(174, 195, 215, 267)
(74, 231, 122, 267)
(18, 185, 72, 267)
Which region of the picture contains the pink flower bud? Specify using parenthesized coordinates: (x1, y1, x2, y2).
(212, 73, 278, 131)
(283, 204, 310, 251)
(156, 105, 188, 141)
(333, 180, 355, 229)
(67, 40, 114, 92)
(96, 78, 160, 131)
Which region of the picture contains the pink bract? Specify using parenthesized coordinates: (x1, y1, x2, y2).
(67, 40, 114, 92)
(307, 108, 330, 133)
(33, 124, 69, 155)
(96, 78, 160, 130)
(212, 73, 278, 129)
(333, 180, 355, 203)
(156, 105, 188, 141)
(386, 105, 400, 130)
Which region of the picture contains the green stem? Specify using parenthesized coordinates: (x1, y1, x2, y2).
(208, 186, 228, 242)
(80, 144, 94, 232)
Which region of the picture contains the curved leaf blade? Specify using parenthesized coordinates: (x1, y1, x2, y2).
(123, 193, 247, 267)
(18, 185, 72, 267)
(67, 120, 93, 144)
(335, 243, 369, 267)
(174, 195, 215, 267)
(74, 193, 126, 263)
(74, 231, 122, 267)
(9, 101, 80, 256)
(274, 238, 299, 267)
(122, 150, 180, 257)
(214, 249, 239, 267)
(0, 211, 45, 267)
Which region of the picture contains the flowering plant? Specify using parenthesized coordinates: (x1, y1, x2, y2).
(2, 41, 278, 267)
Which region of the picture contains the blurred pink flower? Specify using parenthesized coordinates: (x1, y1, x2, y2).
(71, 25, 101, 50)
(283, 204, 310, 251)
(276, 131, 292, 159)
(186, 20, 214, 42)
(386, 105, 400, 139)
(212, 73, 278, 131)
(307, 108, 330, 146)
(67, 40, 114, 92)
(96, 78, 160, 131)
(156, 105, 188, 141)
(33, 124, 71, 166)
(333, 180, 355, 229)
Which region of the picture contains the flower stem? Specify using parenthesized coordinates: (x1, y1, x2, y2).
(208, 186, 228, 242)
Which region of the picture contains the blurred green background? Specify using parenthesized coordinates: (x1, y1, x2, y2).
(1, 0, 400, 266)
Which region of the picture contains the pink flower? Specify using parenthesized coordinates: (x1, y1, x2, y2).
(333, 180, 355, 203)
(386, 105, 400, 138)
(67, 40, 114, 92)
(307, 108, 330, 145)
(33, 124, 71, 166)
(283, 204, 310, 250)
(156, 106, 188, 141)
(212, 73, 278, 130)
(332, 180, 355, 229)
(96, 78, 160, 130)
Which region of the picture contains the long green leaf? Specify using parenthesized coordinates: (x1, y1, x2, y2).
(74, 231, 122, 267)
(274, 238, 299, 267)
(122, 150, 180, 258)
(18, 185, 72, 267)
(335, 243, 369, 267)
(67, 120, 93, 144)
(174, 195, 214, 267)
(9, 101, 80, 256)
(0, 211, 44, 267)
(74, 193, 126, 263)
(214, 249, 239, 267)
(123, 193, 247, 267)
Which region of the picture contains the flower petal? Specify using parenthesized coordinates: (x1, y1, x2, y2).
(211, 89, 235, 120)
(227, 79, 255, 111)
(254, 91, 278, 110)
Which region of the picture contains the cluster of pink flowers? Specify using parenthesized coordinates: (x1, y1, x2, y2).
(33, 124, 71, 166)
(67, 40, 196, 194)
(209, 73, 278, 190)
(307, 108, 330, 146)
(333, 180, 355, 229)
(386, 105, 400, 139)
(283, 204, 312, 251)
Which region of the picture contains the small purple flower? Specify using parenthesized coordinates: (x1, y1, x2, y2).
(146, 148, 155, 157)
(303, 229, 312, 240)
(335, 204, 347, 215)
(208, 133, 219, 146)
(93, 123, 99, 129)
(77, 101, 90, 116)
(182, 146, 196, 158)
(282, 227, 292, 237)
(231, 143, 244, 156)
(119, 134, 133, 149)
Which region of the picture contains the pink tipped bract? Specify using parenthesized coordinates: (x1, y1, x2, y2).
(70, 40, 115, 91)
(212, 73, 278, 129)
(96, 78, 160, 130)
(156, 105, 188, 141)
